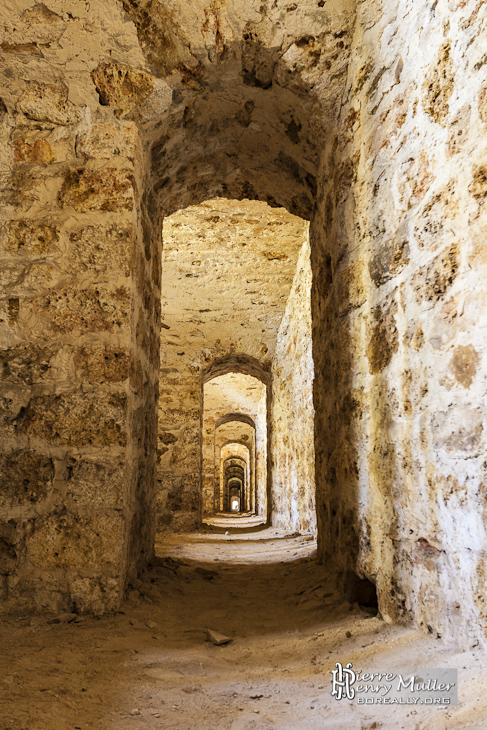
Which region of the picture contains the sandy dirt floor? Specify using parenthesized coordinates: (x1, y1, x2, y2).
(1, 527, 487, 730)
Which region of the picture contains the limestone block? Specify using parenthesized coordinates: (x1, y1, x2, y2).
(13, 128, 76, 166)
(18, 391, 127, 447)
(59, 168, 136, 212)
(413, 183, 458, 250)
(73, 346, 130, 383)
(166, 485, 199, 512)
(469, 165, 487, 201)
(68, 574, 121, 613)
(412, 246, 459, 305)
(39, 284, 130, 334)
(432, 407, 484, 456)
(91, 63, 154, 117)
(0, 344, 56, 384)
(76, 122, 139, 160)
(21, 4, 63, 24)
(337, 255, 367, 312)
(116, 2, 198, 78)
(8, 169, 64, 212)
(65, 454, 126, 508)
(0, 386, 31, 439)
(68, 222, 133, 277)
(0, 259, 62, 296)
(369, 223, 409, 287)
(18, 82, 79, 125)
(1, 220, 59, 256)
(26, 511, 125, 570)
(366, 299, 398, 374)
(13, 138, 54, 165)
(0, 450, 54, 507)
(447, 105, 472, 156)
(422, 42, 454, 126)
(448, 345, 480, 389)
(169, 427, 199, 468)
(402, 150, 435, 206)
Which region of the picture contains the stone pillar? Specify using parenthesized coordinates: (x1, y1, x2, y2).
(0, 82, 157, 613)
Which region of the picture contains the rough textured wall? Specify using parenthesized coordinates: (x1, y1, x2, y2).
(136, 0, 355, 220)
(0, 87, 146, 613)
(255, 394, 268, 520)
(0, 1, 161, 614)
(0, 0, 354, 605)
(312, 0, 487, 646)
(272, 236, 316, 534)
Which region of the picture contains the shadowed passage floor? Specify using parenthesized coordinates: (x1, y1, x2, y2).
(1, 529, 487, 730)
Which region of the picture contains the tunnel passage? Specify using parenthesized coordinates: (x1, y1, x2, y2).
(224, 460, 245, 513)
(221, 443, 253, 513)
(203, 372, 267, 520)
(223, 456, 247, 513)
(156, 198, 314, 532)
(1, 0, 485, 653)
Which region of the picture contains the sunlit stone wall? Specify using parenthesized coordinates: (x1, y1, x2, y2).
(271, 236, 316, 534)
(312, 0, 487, 646)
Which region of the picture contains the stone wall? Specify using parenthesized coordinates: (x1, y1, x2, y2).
(2, 0, 486, 645)
(271, 236, 316, 534)
(157, 366, 201, 531)
(0, 0, 352, 613)
(0, 86, 154, 612)
(255, 394, 269, 521)
(312, 0, 487, 646)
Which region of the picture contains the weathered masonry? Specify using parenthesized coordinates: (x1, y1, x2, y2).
(0, 0, 486, 650)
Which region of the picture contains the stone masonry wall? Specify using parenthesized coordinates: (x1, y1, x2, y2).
(271, 236, 316, 534)
(255, 395, 268, 521)
(0, 3, 159, 612)
(0, 98, 147, 613)
(312, 0, 487, 646)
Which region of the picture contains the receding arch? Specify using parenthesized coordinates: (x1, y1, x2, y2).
(216, 413, 256, 430)
(203, 354, 271, 387)
(220, 441, 252, 514)
(223, 455, 247, 467)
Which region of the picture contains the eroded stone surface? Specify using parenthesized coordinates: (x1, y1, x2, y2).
(59, 169, 136, 212)
(18, 82, 79, 126)
(312, 0, 487, 649)
(91, 63, 154, 118)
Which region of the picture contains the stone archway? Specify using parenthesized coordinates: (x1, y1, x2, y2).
(201, 364, 269, 522)
(1, 0, 486, 651)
